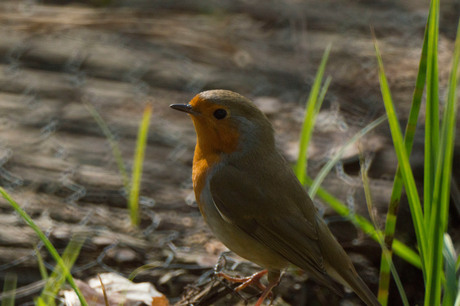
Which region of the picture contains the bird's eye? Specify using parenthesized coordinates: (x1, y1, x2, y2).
(213, 108, 227, 119)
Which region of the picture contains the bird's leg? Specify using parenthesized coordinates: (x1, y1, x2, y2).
(216, 269, 268, 292)
(213, 252, 267, 292)
(255, 270, 281, 306)
(216, 269, 282, 305)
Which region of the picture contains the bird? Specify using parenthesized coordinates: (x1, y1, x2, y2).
(170, 89, 380, 306)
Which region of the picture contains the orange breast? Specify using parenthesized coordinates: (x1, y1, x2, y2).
(192, 145, 220, 222)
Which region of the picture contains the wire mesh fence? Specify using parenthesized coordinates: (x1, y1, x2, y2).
(0, 0, 458, 305)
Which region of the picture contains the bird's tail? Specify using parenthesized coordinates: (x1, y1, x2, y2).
(326, 263, 381, 306)
(317, 219, 380, 306)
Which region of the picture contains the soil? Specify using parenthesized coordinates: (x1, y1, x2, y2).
(0, 0, 459, 305)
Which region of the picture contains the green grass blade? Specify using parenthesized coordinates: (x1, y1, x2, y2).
(316, 76, 332, 115)
(1, 273, 17, 306)
(129, 263, 163, 281)
(444, 19, 460, 228)
(304, 175, 421, 268)
(35, 297, 47, 306)
(129, 104, 152, 226)
(0, 188, 87, 306)
(308, 115, 386, 199)
(386, 256, 409, 306)
(436, 19, 460, 306)
(377, 21, 429, 305)
(424, 0, 440, 228)
(372, 33, 427, 276)
(35, 247, 49, 281)
(443, 234, 459, 306)
(426, 7, 458, 306)
(84, 102, 130, 190)
(40, 234, 86, 305)
(360, 154, 378, 231)
(97, 274, 110, 306)
(360, 156, 409, 306)
(295, 44, 331, 185)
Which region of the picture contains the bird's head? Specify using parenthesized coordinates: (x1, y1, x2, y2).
(170, 90, 274, 155)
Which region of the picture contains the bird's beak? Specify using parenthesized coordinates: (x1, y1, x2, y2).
(170, 104, 194, 114)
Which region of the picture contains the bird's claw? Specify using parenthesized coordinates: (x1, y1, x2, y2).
(215, 269, 275, 305)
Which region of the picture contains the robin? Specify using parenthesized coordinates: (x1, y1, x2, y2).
(170, 90, 380, 306)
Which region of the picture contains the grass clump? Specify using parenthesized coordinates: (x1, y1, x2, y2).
(0, 188, 88, 306)
(295, 1, 460, 305)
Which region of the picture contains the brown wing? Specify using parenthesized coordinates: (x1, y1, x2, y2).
(209, 156, 342, 293)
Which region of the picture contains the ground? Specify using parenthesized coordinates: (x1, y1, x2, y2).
(0, 0, 459, 305)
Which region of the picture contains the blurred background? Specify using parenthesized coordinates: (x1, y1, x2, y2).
(0, 0, 459, 305)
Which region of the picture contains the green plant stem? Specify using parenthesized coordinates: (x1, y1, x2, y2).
(377, 22, 428, 305)
(426, 16, 460, 306)
(35, 247, 49, 280)
(40, 234, 86, 305)
(373, 32, 428, 277)
(84, 103, 130, 190)
(305, 176, 421, 268)
(1, 273, 17, 306)
(360, 155, 409, 306)
(129, 104, 152, 226)
(295, 44, 331, 185)
(309, 115, 386, 199)
(0, 188, 87, 306)
(423, 0, 440, 230)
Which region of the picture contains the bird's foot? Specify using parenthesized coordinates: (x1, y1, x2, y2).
(216, 269, 268, 292)
(216, 269, 279, 305)
(255, 279, 279, 306)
